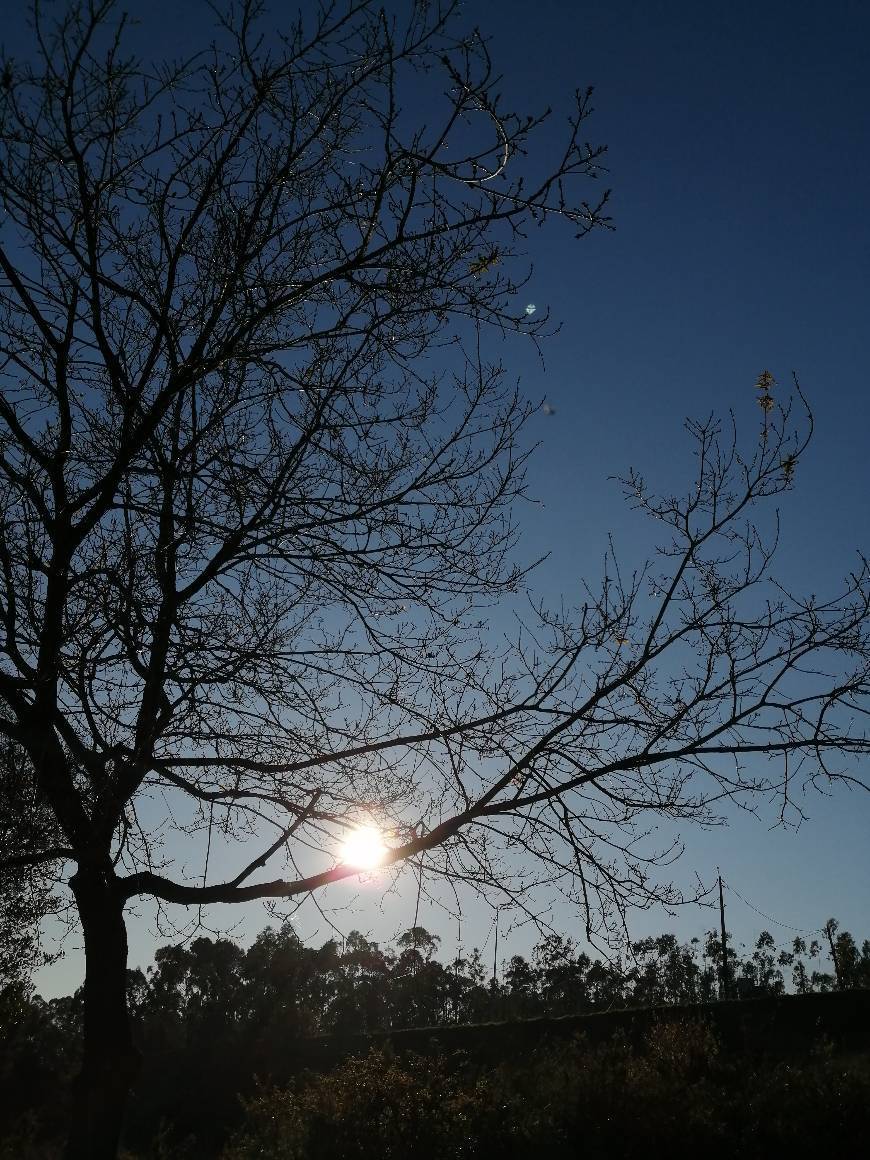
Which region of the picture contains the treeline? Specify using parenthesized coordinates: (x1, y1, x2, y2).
(134, 917, 866, 1031)
(2, 918, 869, 1156)
(7, 915, 870, 1045)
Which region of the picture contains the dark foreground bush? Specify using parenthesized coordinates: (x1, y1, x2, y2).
(2, 1020, 867, 1157)
(221, 1021, 870, 1160)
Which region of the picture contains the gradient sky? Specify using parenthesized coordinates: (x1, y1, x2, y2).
(12, 0, 869, 996)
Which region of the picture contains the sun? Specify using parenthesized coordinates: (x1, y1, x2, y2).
(338, 824, 388, 870)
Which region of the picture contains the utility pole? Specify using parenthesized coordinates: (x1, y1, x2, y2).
(491, 909, 500, 1019)
(718, 870, 730, 1000)
(492, 909, 499, 985)
(455, 914, 462, 1024)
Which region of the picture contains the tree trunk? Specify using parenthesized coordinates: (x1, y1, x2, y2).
(64, 866, 141, 1160)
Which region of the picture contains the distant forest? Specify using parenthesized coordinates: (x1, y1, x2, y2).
(4, 917, 870, 1155)
(7, 916, 870, 1047)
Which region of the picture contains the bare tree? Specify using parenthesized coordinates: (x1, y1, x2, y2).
(0, 1, 868, 1156)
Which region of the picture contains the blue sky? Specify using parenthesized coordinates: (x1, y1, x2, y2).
(471, 0, 870, 960)
(15, 0, 869, 995)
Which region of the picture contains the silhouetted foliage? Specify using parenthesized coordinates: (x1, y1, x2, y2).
(2, 914, 869, 1155)
(222, 1023, 870, 1159)
(0, 738, 64, 986)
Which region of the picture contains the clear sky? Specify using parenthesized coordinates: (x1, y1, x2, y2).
(14, 0, 869, 996)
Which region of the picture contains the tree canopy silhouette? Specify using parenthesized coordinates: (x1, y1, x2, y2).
(0, 0, 868, 1156)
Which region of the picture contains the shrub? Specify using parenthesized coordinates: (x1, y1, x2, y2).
(222, 1020, 870, 1159)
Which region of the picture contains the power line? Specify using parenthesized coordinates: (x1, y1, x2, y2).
(723, 879, 825, 937)
(479, 911, 498, 955)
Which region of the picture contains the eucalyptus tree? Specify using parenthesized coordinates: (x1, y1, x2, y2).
(1, 1, 869, 1157)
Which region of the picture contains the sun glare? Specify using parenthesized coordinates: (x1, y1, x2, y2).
(338, 825, 388, 870)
